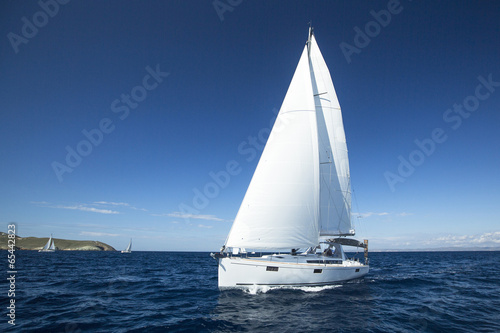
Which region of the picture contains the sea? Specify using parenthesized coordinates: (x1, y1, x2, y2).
(2, 250, 499, 332)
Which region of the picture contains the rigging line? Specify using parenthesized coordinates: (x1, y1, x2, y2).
(351, 182, 365, 234)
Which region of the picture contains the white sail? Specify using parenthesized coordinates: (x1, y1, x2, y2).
(309, 34, 353, 236)
(122, 239, 132, 253)
(225, 30, 354, 250)
(48, 237, 56, 250)
(225, 45, 320, 250)
(42, 235, 52, 250)
(40, 234, 55, 252)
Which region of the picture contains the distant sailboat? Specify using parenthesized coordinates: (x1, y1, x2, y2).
(211, 28, 369, 288)
(39, 234, 56, 252)
(121, 239, 132, 253)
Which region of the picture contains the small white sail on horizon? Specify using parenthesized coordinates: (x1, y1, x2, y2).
(121, 239, 132, 253)
(39, 234, 56, 252)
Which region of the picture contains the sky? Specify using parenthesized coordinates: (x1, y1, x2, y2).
(1, 1, 499, 251)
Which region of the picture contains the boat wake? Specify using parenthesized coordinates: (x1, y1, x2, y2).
(243, 284, 342, 294)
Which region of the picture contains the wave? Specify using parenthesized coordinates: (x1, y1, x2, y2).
(241, 283, 342, 294)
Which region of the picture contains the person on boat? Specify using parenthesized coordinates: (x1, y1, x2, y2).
(291, 248, 298, 255)
(323, 248, 333, 256)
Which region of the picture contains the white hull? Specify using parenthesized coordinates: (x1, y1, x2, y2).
(218, 254, 369, 289)
(38, 249, 55, 252)
(121, 250, 131, 253)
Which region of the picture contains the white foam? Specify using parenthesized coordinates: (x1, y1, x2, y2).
(243, 284, 341, 294)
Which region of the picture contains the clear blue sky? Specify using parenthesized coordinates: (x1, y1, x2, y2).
(1, 1, 499, 251)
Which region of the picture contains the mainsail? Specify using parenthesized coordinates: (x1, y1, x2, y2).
(48, 238, 55, 250)
(225, 30, 353, 250)
(309, 34, 353, 236)
(125, 239, 132, 252)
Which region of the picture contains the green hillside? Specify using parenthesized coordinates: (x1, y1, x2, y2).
(0, 232, 116, 251)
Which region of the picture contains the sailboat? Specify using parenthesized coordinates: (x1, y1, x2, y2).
(211, 28, 369, 288)
(121, 239, 132, 253)
(39, 234, 56, 252)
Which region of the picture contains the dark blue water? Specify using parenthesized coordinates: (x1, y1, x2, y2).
(2, 251, 499, 332)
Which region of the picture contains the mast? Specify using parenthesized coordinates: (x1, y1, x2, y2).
(307, 24, 314, 55)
